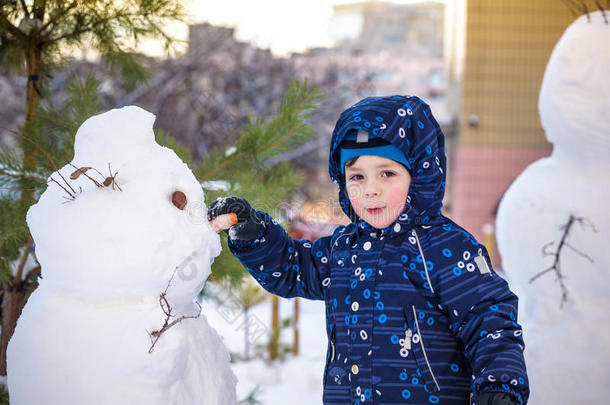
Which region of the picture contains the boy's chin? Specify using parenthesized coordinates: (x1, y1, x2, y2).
(362, 216, 396, 230)
(369, 221, 392, 230)
(356, 208, 401, 230)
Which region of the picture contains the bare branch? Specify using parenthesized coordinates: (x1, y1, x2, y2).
(148, 267, 202, 354)
(48, 176, 75, 199)
(563, 242, 595, 263)
(530, 215, 597, 308)
(104, 163, 122, 191)
(542, 241, 555, 256)
(51, 168, 76, 195)
(68, 163, 102, 187)
(529, 266, 556, 283)
(576, 216, 598, 233)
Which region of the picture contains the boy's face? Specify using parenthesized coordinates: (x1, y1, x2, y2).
(345, 155, 411, 229)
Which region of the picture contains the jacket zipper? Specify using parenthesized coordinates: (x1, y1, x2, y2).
(412, 229, 435, 294)
(324, 325, 336, 388)
(412, 305, 441, 392)
(330, 326, 336, 362)
(329, 227, 357, 257)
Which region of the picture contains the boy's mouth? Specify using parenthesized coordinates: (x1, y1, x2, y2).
(366, 207, 384, 215)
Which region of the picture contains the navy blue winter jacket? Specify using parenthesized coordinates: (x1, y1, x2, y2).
(228, 96, 529, 404)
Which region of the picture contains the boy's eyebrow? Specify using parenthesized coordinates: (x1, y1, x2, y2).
(374, 163, 400, 169)
(346, 163, 401, 172)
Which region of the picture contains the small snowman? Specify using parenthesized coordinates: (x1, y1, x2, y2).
(7, 106, 237, 404)
(496, 11, 610, 405)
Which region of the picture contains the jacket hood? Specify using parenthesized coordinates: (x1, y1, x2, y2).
(329, 95, 447, 231)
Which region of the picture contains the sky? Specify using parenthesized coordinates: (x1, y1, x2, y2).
(147, 0, 445, 57)
(184, 0, 336, 56)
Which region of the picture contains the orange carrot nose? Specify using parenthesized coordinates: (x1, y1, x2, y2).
(210, 213, 238, 232)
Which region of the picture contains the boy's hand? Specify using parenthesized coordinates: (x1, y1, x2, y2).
(207, 196, 262, 241)
(475, 393, 519, 405)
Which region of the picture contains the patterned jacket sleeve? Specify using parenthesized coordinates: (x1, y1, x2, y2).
(430, 231, 530, 404)
(227, 211, 336, 301)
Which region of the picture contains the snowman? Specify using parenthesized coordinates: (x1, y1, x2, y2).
(496, 11, 610, 405)
(7, 106, 237, 404)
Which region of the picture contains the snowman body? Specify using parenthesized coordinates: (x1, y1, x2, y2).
(496, 12, 610, 404)
(7, 106, 237, 405)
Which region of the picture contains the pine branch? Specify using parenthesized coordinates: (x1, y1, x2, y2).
(0, 125, 19, 137)
(0, 128, 49, 187)
(39, 1, 77, 33)
(198, 79, 322, 182)
(0, 168, 46, 183)
(48, 23, 94, 43)
(6, 126, 68, 189)
(0, 10, 27, 40)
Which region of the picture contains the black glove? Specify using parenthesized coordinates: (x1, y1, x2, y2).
(208, 196, 262, 241)
(475, 392, 519, 405)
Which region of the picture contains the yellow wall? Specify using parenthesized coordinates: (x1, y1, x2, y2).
(461, 1, 575, 146)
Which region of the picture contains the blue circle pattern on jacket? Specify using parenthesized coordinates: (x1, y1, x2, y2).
(228, 95, 530, 404)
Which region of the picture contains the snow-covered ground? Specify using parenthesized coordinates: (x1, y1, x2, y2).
(202, 289, 327, 404)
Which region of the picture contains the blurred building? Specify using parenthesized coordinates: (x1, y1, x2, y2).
(445, 0, 577, 267)
(329, 1, 444, 56)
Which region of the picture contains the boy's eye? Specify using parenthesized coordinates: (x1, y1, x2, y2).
(381, 171, 396, 178)
(348, 174, 363, 181)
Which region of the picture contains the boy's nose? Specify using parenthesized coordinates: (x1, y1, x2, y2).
(364, 181, 380, 197)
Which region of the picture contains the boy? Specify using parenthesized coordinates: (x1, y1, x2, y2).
(208, 96, 529, 405)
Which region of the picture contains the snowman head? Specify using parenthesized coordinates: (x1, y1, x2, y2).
(27, 106, 220, 300)
(538, 11, 610, 155)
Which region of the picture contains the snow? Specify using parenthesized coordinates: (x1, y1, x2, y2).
(9, 245, 38, 281)
(202, 180, 232, 192)
(7, 106, 236, 404)
(496, 12, 610, 404)
(225, 146, 237, 156)
(202, 290, 327, 404)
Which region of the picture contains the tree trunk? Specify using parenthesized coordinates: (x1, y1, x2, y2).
(269, 295, 279, 360)
(244, 307, 250, 360)
(21, 44, 43, 201)
(293, 298, 299, 355)
(0, 43, 44, 377)
(0, 287, 27, 375)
